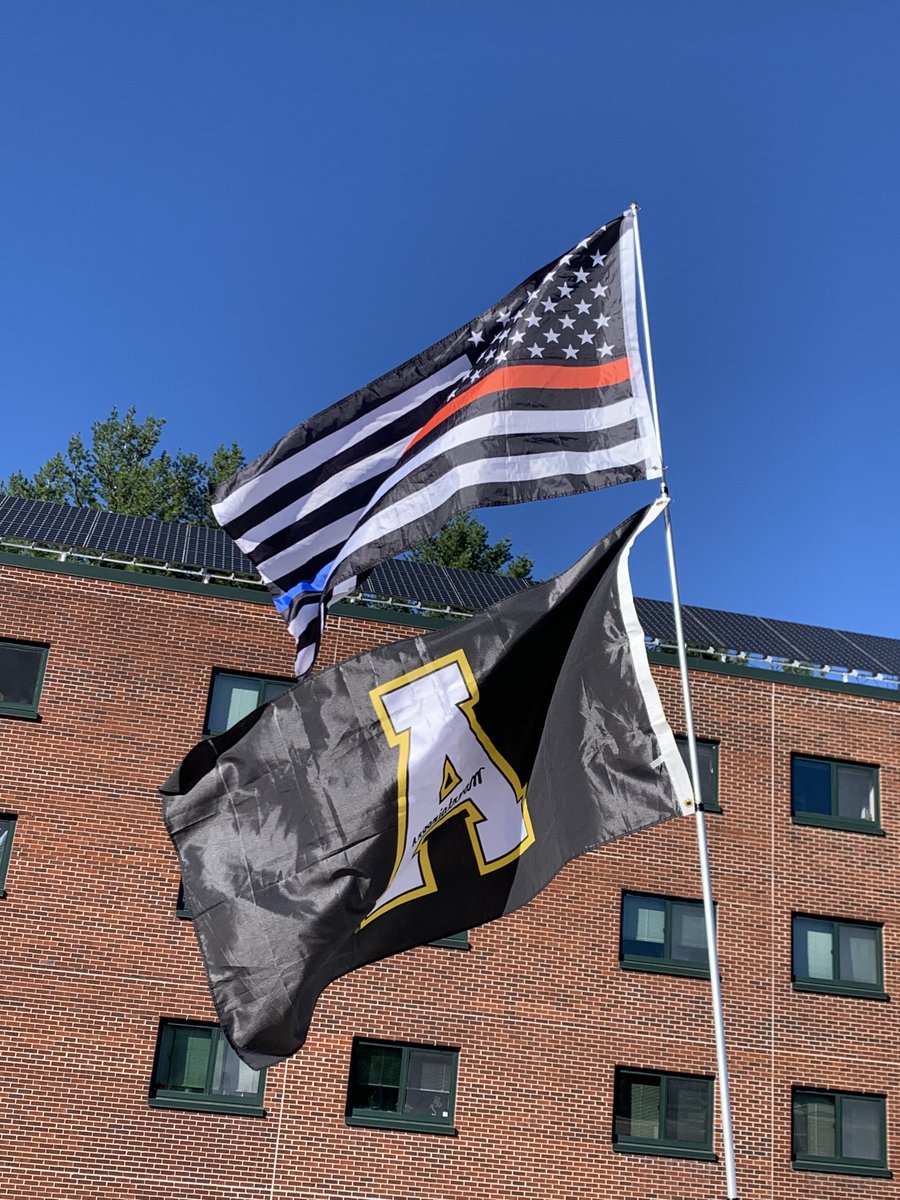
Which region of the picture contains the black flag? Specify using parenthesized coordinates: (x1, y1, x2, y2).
(161, 500, 693, 1068)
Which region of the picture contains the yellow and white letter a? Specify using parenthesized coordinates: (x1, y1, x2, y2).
(363, 650, 533, 926)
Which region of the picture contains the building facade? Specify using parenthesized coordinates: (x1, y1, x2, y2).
(0, 526, 898, 1200)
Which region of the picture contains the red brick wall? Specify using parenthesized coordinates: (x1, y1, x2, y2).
(0, 556, 897, 1199)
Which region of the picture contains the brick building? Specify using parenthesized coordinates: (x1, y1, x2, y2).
(0, 497, 897, 1200)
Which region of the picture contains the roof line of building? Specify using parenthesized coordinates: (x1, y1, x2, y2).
(2, 541, 897, 698)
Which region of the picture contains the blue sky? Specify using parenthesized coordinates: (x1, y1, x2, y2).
(2, 1, 898, 640)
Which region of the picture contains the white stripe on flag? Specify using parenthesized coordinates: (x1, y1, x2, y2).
(286, 576, 359, 658)
(230, 430, 412, 554)
(618, 214, 659, 475)
(331, 436, 657, 581)
(212, 357, 470, 527)
(248, 395, 648, 581)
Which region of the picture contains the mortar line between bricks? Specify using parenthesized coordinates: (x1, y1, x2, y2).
(0, 1161, 273, 1195)
(2, 962, 213, 988)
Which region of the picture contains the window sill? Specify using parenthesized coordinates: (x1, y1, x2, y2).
(0, 708, 41, 722)
(620, 959, 710, 980)
(792, 1160, 891, 1178)
(613, 1140, 716, 1162)
(792, 813, 885, 836)
(345, 1114, 457, 1136)
(792, 980, 888, 1000)
(148, 1097, 266, 1117)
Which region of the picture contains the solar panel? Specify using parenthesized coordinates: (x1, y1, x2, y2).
(0, 494, 254, 575)
(1, 495, 897, 677)
(366, 558, 530, 611)
(839, 632, 900, 677)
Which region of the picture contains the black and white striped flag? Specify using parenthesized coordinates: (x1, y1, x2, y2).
(213, 211, 660, 675)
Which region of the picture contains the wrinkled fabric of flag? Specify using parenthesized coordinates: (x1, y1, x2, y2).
(161, 501, 693, 1069)
(212, 210, 659, 675)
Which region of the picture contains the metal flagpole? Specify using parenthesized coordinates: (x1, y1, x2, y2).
(630, 203, 739, 1199)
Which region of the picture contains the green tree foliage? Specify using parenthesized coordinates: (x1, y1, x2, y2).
(409, 512, 533, 579)
(1, 407, 245, 526)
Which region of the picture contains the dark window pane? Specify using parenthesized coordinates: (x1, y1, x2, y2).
(794, 1094, 836, 1158)
(209, 1033, 261, 1098)
(665, 1076, 709, 1144)
(167, 1026, 212, 1092)
(792, 758, 832, 815)
(0, 643, 43, 707)
(262, 679, 293, 704)
(670, 903, 708, 964)
(352, 1044, 402, 1113)
(841, 1097, 882, 1161)
(615, 1073, 661, 1139)
(621, 895, 666, 959)
(677, 738, 717, 808)
(836, 765, 875, 822)
(793, 918, 834, 980)
(838, 924, 878, 985)
(356, 1044, 402, 1087)
(0, 816, 15, 890)
(404, 1050, 453, 1119)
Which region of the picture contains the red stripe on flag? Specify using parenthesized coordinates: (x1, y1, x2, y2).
(405, 358, 631, 452)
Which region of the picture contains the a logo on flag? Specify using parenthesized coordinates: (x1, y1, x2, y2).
(363, 649, 534, 925)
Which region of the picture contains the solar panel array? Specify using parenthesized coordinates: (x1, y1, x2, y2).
(366, 558, 530, 611)
(0, 495, 254, 576)
(1, 494, 898, 676)
(634, 599, 900, 677)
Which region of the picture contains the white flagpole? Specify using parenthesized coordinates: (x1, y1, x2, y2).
(630, 203, 739, 1199)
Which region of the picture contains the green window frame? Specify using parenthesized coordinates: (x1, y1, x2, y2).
(791, 754, 881, 834)
(793, 1088, 889, 1177)
(429, 930, 470, 949)
(175, 880, 191, 920)
(204, 669, 294, 737)
(613, 1067, 715, 1159)
(792, 915, 885, 998)
(149, 1020, 266, 1116)
(0, 639, 49, 719)
(620, 892, 710, 978)
(0, 815, 17, 896)
(676, 736, 720, 812)
(346, 1039, 458, 1134)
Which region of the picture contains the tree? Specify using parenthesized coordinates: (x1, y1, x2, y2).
(1, 407, 245, 527)
(409, 512, 533, 579)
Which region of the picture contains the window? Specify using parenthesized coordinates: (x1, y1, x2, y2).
(613, 1068, 714, 1159)
(676, 737, 720, 812)
(620, 893, 709, 977)
(792, 915, 884, 998)
(429, 930, 470, 949)
(183, 669, 293, 916)
(150, 1020, 266, 1115)
(346, 1039, 458, 1134)
(792, 755, 880, 833)
(0, 640, 48, 719)
(0, 815, 16, 895)
(793, 1089, 889, 1176)
(204, 670, 293, 737)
